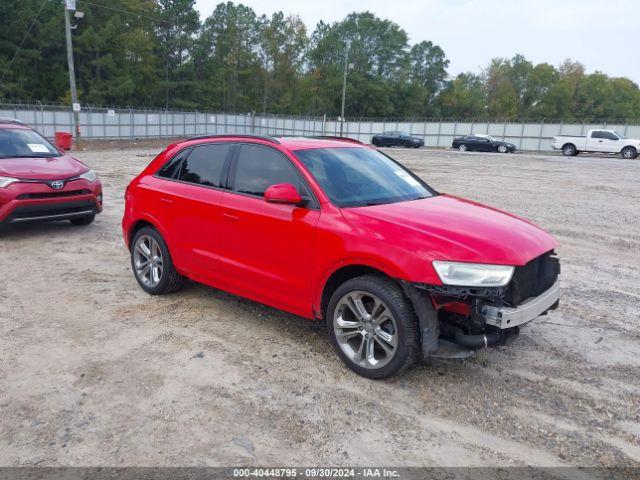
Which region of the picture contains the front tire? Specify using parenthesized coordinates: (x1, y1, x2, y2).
(497, 145, 508, 153)
(131, 226, 183, 295)
(621, 147, 638, 159)
(327, 275, 419, 379)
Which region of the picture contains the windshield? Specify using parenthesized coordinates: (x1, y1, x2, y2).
(0, 128, 60, 158)
(295, 147, 435, 208)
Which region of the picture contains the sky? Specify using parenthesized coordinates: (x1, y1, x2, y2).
(194, 0, 639, 84)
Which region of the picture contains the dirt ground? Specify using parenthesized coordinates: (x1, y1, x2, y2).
(1, 146, 639, 470)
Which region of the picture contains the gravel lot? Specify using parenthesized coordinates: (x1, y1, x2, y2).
(1, 146, 639, 470)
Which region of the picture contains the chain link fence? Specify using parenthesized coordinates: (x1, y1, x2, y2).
(2, 102, 640, 151)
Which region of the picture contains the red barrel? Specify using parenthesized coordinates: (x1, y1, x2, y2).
(55, 131, 73, 150)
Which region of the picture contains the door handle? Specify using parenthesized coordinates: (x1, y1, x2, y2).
(160, 197, 173, 206)
(222, 212, 240, 222)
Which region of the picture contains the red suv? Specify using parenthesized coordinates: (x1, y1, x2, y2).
(0, 120, 102, 227)
(123, 135, 560, 378)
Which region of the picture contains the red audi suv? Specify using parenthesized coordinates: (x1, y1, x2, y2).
(0, 120, 102, 227)
(122, 135, 560, 378)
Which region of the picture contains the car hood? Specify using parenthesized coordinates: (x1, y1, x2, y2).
(0, 154, 88, 180)
(341, 194, 558, 266)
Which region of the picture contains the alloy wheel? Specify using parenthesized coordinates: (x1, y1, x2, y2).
(133, 234, 164, 288)
(333, 290, 398, 369)
(459, 144, 467, 152)
(498, 145, 508, 153)
(622, 148, 635, 159)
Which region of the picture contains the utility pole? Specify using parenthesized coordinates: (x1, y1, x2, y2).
(339, 42, 349, 137)
(63, 0, 81, 148)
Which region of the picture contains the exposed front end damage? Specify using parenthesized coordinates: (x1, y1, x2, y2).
(402, 251, 560, 359)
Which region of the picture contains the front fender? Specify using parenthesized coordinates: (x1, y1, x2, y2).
(313, 256, 407, 316)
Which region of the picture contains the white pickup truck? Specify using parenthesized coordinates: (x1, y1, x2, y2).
(551, 129, 640, 159)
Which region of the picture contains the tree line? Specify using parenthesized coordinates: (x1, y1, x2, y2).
(1, 0, 639, 121)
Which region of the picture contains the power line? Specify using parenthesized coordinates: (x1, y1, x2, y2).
(0, 0, 49, 86)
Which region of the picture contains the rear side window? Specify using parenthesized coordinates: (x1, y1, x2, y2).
(232, 144, 301, 197)
(157, 148, 191, 179)
(177, 143, 231, 187)
(591, 131, 604, 139)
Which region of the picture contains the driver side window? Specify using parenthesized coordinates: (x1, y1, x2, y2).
(231, 144, 303, 198)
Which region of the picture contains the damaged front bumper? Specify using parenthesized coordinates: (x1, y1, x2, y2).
(483, 280, 560, 329)
(402, 277, 560, 359)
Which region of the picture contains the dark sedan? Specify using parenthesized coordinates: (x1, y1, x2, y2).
(452, 135, 516, 153)
(372, 131, 424, 148)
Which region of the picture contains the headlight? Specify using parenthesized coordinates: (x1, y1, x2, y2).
(79, 169, 97, 182)
(432, 261, 514, 287)
(0, 176, 19, 188)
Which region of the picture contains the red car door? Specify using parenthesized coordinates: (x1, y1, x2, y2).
(218, 143, 320, 317)
(154, 142, 233, 280)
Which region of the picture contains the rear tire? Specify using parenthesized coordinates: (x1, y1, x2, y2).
(70, 214, 95, 226)
(131, 226, 183, 295)
(621, 146, 638, 159)
(458, 144, 467, 152)
(562, 144, 577, 156)
(327, 274, 419, 379)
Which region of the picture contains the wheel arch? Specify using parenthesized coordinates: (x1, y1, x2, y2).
(562, 142, 576, 150)
(126, 214, 169, 251)
(318, 263, 398, 321)
(621, 145, 638, 154)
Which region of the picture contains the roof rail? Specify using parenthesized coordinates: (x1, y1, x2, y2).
(0, 117, 26, 125)
(187, 134, 280, 144)
(310, 135, 364, 144)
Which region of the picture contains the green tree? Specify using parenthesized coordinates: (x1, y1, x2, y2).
(438, 73, 485, 119)
(155, 0, 200, 109)
(74, 0, 158, 106)
(194, 2, 261, 111)
(1, 2, 639, 122)
(485, 58, 518, 119)
(0, 0, 66, 100)
(257, 12, 307, 114)
(306, 12, 410, 116)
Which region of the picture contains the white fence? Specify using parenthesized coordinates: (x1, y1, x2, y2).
(2, 103, 640, 151)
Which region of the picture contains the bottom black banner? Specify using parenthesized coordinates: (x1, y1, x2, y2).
(0, 468, 638, 480)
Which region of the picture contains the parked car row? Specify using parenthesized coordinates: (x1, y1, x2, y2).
(360, 130, 640, 159)
(370, 132, 518, 153)
(2, 122, 560, 379)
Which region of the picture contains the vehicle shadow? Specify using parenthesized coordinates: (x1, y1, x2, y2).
(172, 278, 462, 381)
(0, 221, 86, 239)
